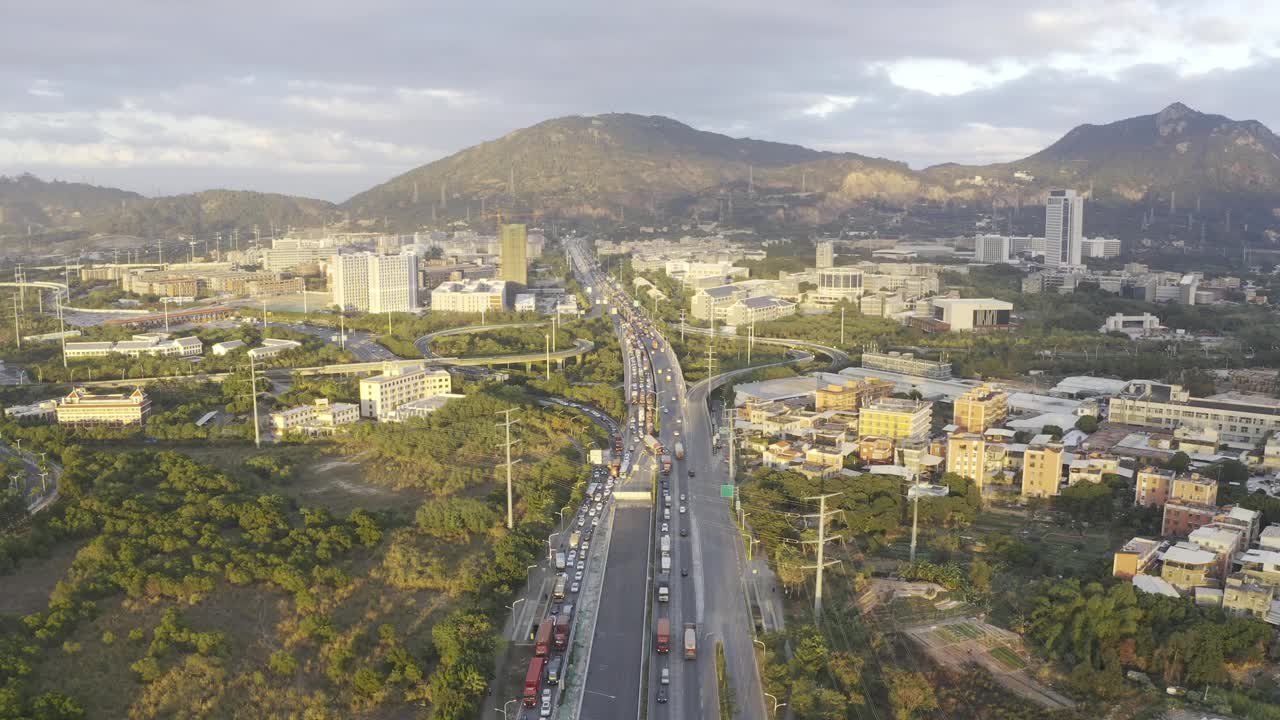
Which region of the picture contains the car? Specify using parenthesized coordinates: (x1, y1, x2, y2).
(661, 667, 670, 685)
(680, 527, 688, 537)
(577, 516, 586, 527)
(688, 469, 695, 477)
(571, 581, 581, 593)
(679, 505, 686, 514)
(592, 516, 600, 526)
(567, 551, 578, 564)
(542, 688, 551, 704)
(574, 570, 583, 582)
(662, 407, 669, 414)
(681, 567, 689, 576)
(581, 541, 590, 551)
(657, 686, 668, 703)
(661, 522, 669, 533)
(540, 698, 552, 717)
(680, 493, 686, 502)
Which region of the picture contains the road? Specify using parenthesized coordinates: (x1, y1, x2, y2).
(265, 322, 395, 361)
(566, 236, 776, 720)
(679, 322, 849, 370)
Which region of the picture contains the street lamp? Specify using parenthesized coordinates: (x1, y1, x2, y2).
(764, 693, 787, 716)
(547, 532, 560, 561)
(505, 597, 525, 612)
(496, 698, 518, 719)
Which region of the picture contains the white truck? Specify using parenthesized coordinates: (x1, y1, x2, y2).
(660, 555, 671, 573)
(660, 534, 671, 555)
(555, 551, 566, 571)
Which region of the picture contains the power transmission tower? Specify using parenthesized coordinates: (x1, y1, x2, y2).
(801, 492, 843, 619)
(496, 409, 521, 529)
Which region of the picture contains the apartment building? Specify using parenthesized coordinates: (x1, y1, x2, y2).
(691, 285, 745, 322)
(1134, 467, 1174, 507)
(431, 279, 508, 313)
(1109, 380, 1280, 446)
(359, 365, 452, 420)
(247, 338, 302, 360)
(1188, 524, 1247, 581)
(1021, 443, 1065, 498)
(1067, 454, 1120, 486)
(55, 388, 151, 426)
(861, 350, 952, 379)
(859, 399, 931, 441)
(270, 398, 360, 435)
(1239, 549, 1280, 588)
(263, 245, 332, 273)
(64, 334, 202, 359)
(953, 384, 1008, 433)
(1112, 537, 1162, 579)
(330, 252, 419, 313)
(974, 234, 1012, 264)
(499, 224, 528, 285)
(723, 296, 797, 326)
(815, 378, 893, 412)
(1223, 574, 1275, 620)
(1161, 542, 1219, 592)
(947, 433, 1008, 488)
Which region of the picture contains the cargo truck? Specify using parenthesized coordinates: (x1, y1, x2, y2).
(660, 534, 671, 554)
(674, 442, 685, 460)
(643, 435, 663, 456)
(553, 613, 570, 651)
(660, 555, 671, 573)
(656, 618, 670, 653)
(659, 454, 672, 475)
(523, 656, 545, 706)
(553, 575, 567, 601)
(657, 573, 670, 602)
(534, 618, 553, 657)
(569, 531, 581, 550)
(683, 624, 697, 660)
(555, 551, 566, 571)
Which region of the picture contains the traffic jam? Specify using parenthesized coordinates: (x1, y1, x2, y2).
(566, 238, 699, 713)
(519, 467, 616, 717)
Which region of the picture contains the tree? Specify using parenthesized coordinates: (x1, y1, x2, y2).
(885, 668, 938, 720)
(1167, 451, 1191, 472)
(969, 558, 993, 593)
(1055, 482, 1114, 522)
(1074, 415, 1099, 433)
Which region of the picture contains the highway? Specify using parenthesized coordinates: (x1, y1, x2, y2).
(567, 237, 764, 720)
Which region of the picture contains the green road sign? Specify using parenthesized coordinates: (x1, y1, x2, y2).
(720, 484, 735, 498)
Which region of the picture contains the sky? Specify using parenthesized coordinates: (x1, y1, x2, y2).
(3, 0, 1279, 202)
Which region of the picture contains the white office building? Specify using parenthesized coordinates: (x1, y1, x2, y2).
(974, 235, 1012, 264)
(1081, 237, 1122, 259)
(330, 252, 419, 313)
(812, 267, 864, 305)
(359, 365, 453, 420)
(431, 279, 508, 313)
(816, 240, 835, 269)
(1044, 189, 1084, 268)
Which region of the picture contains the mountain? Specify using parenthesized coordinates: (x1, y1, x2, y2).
(924, 102, 1280, 205)
(341, 113, 933, 225)
(0, 175, 337, 248)
(7, 103, 1280, 244)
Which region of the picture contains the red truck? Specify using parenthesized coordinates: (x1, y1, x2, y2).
(523, 656, 545, 707)
(656, 617, 670, 654)
(659, 454, 672, 475)
(553, 613, 570, 651)
(534, 618, 553, 657)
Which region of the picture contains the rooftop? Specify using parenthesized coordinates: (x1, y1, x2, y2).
(1163, 542, 1218, 566)
(1132, 574, 1180, 598)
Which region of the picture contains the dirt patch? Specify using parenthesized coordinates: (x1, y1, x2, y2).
(904, 617, 1075, 710)
(0, 540, 83, 616)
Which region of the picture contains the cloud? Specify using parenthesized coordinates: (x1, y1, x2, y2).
(0, 0, 1277, 200)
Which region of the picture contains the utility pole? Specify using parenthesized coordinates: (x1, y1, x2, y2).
(544, 333, 551, 381)
(56, 294, 66, 368)
(802, 492, 843, 620)
(724, 407, 740, 520)
(339, 313, 346, 351)
(12, 294, 21, 349)
(496, 409, 521, 529)
(679, 310, 686, 343)
(248, 354, 261, 449)
(840, 305, 845, 346)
